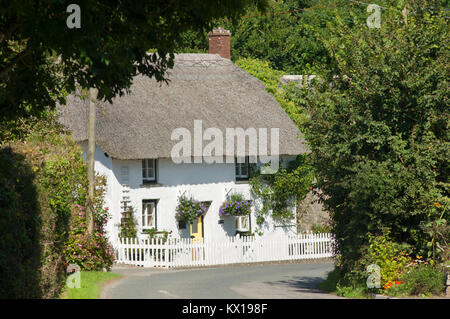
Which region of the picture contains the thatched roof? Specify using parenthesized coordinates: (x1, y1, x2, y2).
(58, 54, 307, 159)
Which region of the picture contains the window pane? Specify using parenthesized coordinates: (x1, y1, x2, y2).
(143, 202, 155, 227)
(235, 163, 240, 176)
(143, 160, 155, 180)
(242, 216, 248, 229)
(241, 164, 248, 177)
(147, 214, 153, 227)
(142, 204, 148, 226)
(191, 218, 198, 233)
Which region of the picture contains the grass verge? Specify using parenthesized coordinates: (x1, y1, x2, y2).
(60, 271, 122, 299)
(317, 268, 370, 299)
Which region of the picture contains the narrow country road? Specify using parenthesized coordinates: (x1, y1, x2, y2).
(102, 261, 341, 299)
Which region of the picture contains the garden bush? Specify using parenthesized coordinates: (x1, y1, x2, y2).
(388, 264, 446, 297)
(358, 231, 411, 291)
(0, 148, 42, 298)
(0, 116, 112, 298)
(64, 204, 115, 271)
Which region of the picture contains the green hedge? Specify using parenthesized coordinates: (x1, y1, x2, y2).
(0, 118, 92, 298)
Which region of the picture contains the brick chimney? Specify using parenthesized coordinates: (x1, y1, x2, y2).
(208, 27, 231, 60)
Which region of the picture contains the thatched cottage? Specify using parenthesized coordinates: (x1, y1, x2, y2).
(58, 28, 307, 243)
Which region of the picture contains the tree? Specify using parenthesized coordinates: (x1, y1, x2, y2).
(210, 0, 361, 74)
(295, 0, 449, 273)
(235, 57, 307, 127)
(0, 0, 267, 122)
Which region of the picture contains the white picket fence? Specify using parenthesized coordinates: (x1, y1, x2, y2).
(114, 233, 334, 268)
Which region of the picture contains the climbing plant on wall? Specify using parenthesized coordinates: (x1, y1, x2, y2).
(249, 155, 314, 230)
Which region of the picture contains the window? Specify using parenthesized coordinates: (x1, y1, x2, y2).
(142, 200, 157, 229)
(236, 215, 249, 232)
(142, 159, 156, 183)
(235, 157, 249, 180)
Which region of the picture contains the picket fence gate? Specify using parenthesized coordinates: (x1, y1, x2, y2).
(114, 233, 334, 268)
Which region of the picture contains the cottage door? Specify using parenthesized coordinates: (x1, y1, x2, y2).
(190, 216, 203, 240)
(190, 216, 204, 262)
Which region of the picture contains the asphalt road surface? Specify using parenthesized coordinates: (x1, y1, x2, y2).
(102, 261, 341, 299)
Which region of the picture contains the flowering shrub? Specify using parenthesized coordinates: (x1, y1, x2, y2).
(358, 230, 411, 293)
(64, 204, 115, 271)
(383, 280, 403, 290)
(219, 194, 251, 217)
(175, 195, 207, 224)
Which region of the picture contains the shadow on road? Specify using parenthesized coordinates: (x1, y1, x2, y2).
(266, 276, 329, 295)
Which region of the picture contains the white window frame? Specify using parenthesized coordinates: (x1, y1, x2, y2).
(142, 200, 157, 229)
(235, 156, 249, 180)
(142, 159, 156, 183)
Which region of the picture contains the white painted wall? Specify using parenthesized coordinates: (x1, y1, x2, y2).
(83, 143, 298, 244)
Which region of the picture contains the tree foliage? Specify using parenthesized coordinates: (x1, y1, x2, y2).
(235, 57, 307, 127)
(208, 0, 361, 74)
(295, 0, 449, 273)
(0, 0, 267, 122)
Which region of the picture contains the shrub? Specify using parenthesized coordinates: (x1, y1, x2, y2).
(0, 116, 88, 298)
(64, 204, 115, 271)
(358, 231, 411, 291)
(356, 230, 410, 292)
(0, 115, 115, 297)
(0, 148, 42, 298)
(393, 264, 446, 297)
(219, 194, 251, 217)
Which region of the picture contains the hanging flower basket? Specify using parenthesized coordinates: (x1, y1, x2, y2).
(175, 194, 207, 224)
(219, 193, 251, 217)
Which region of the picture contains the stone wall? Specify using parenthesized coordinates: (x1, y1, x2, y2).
(297, 190, 330, 233)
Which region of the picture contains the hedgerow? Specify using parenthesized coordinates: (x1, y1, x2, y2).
(0, 115, 113, 298)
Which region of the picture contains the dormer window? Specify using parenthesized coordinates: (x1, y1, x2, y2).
(235, 156, 249, 180)
(142, 159, 157, 183)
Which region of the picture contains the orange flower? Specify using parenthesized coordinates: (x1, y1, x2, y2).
(434, 202, 441, 207)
